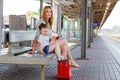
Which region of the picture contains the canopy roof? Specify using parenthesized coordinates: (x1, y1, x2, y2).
(41, 0, 118, 26)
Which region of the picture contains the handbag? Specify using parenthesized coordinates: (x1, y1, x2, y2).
(57, 60, 71, 79)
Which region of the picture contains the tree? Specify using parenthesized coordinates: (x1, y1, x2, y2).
(25, 11, 39, 17)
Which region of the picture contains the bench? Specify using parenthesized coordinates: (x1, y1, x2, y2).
(0, 30, 55, 80)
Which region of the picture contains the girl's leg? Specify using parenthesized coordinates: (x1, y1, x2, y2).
(56, 38, 73, 60)
(60, 45, 68, 58)
(49, 43, 61, 58)
(60, 44, 74, 62)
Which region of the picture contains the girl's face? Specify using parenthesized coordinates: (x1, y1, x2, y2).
(45, 8, 52, 19)
(40, 28, 49, 36)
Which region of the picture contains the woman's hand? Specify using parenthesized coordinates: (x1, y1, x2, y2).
(51, 36, 56, 40)
(51, 33, 58, 40)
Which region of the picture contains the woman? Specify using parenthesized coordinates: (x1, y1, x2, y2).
(29, 6, 80, 68)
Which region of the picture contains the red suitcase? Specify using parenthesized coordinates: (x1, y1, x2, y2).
(57, 60, 71, 79)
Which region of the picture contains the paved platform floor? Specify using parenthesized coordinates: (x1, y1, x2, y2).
(0, 36, 120, 80)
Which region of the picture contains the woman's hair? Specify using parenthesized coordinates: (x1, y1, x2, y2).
(38, 23, 47, 30)
(41, 6, 54, 28)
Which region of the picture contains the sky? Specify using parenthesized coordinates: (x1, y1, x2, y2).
(3, 0, 120, 29)
(3, 0, 48, 16)
(102, 1, 120, 29)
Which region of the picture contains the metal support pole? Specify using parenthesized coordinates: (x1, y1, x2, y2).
(88, 7, 92, 47)
(81, 0, 87, 58)
(40, 0, 43, 19)
(91, 7, 94, 43)
(0, 0, 3, 49)
(57, 4, 61, 36)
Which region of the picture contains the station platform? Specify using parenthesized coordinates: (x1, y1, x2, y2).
(0, 36, 120, 80)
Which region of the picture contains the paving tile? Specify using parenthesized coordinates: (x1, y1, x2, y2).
(0, 36, 120, 80)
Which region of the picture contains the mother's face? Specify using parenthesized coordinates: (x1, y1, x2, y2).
(45, 8, 52, 19)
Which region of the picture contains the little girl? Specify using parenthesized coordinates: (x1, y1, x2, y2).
(38, 23, 66, 60)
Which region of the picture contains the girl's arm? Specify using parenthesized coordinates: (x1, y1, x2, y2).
(38, 42, 44, 54)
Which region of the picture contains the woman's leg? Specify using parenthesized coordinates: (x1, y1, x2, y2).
(66, 45, 80, 68)
(56, 38, 80, 68)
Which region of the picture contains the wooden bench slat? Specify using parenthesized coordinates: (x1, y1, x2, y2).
(0, 47, 32, 55)
(12, 47, 32, 55)
(18, 53, 56, 59)
(0, 56, 49, 65)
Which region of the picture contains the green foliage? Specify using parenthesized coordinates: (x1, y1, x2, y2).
(25, 11, 39, 16)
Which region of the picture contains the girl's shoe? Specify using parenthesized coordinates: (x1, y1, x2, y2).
(58, 56, 66, 61)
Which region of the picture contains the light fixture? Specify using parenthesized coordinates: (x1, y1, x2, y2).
(107, 2, 111, 6)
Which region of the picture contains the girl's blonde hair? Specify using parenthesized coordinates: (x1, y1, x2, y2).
(42, 6, 54, 28)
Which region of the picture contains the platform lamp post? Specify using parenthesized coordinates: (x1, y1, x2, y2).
(81, 0, 87, 58)
(0, 0, 3, 49)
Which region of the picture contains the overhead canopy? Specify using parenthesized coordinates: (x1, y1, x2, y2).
(93, 0, 117, 26)
(39, 0, 118, 26)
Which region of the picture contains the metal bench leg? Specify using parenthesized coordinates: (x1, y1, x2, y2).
(41, 65, 45, 80)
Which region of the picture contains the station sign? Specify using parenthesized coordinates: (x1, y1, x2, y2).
(93, 22, 100, 29)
